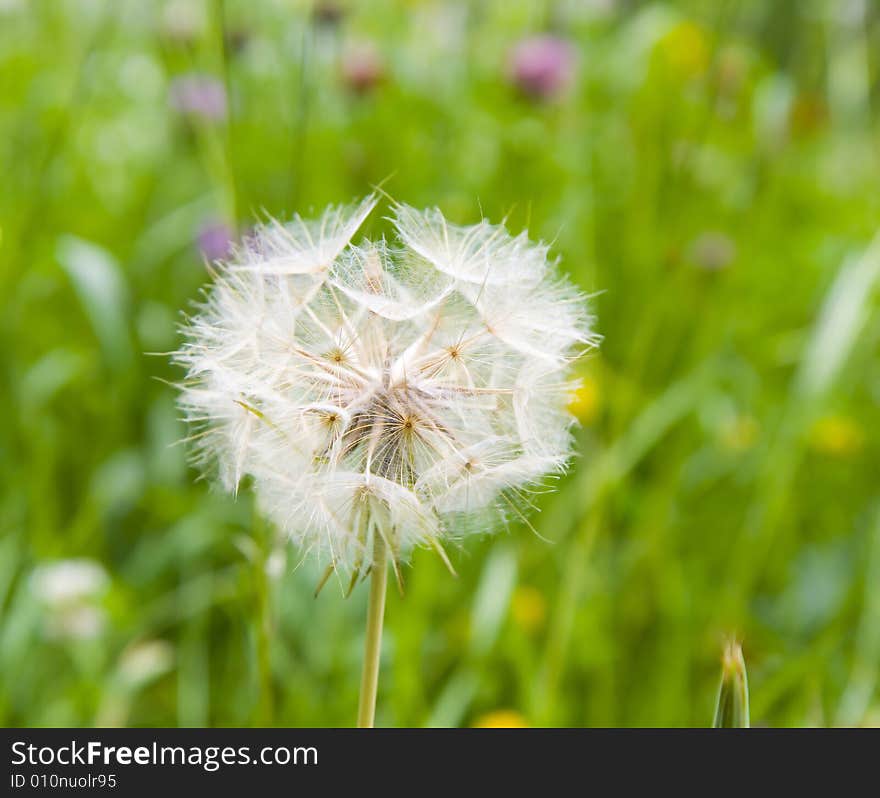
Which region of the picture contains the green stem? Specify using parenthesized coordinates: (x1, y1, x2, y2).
(253, 511, 274, 725)
(357, 533, 387, 728)
(255, 558, 273, 725)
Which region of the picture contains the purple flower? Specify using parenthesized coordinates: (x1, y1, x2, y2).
(341, 43, 385, 95)
(169, 74, 227, 121)
(197, 221, 235, 261)
(508, 35, 577, 100)
(688, 232, 736, 272)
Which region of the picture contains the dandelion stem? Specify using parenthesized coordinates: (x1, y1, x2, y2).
(357, 532, 387, 728)
(253, 511, 274, 725)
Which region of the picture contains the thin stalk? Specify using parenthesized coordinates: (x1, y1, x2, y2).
(253, 511, 274, 725)
(254, 555, 274, 725)
(213, 0, 238, 223)
(357, 533, 388, 728)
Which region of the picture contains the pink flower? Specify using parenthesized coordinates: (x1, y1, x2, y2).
(197, 220, 235, 261)
(508, 35, 577, 100)
(341, 43, 385, 95)
(169, 74, 227, 121)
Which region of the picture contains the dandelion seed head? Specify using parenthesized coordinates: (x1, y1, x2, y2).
(175, 197, 596, 576)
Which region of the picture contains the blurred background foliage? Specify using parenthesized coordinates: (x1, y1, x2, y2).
(2, 0, 880, 728)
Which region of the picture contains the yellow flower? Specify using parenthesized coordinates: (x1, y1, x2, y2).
(568, 375, 600, 425)
(472, 709, 529, 728)
(511, 585, 547, 634)
(809, 416, 864, 457)
(656, 21, 710, 79)
(789, 92, 828, 139)
(719, 415, 759, 452)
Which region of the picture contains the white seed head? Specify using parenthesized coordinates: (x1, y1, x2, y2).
(175, 197, 596, 577)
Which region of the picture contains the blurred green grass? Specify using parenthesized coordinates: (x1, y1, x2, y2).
(2, 0, 880, 727)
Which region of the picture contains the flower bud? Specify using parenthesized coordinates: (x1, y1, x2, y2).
(713, 641, 750, 728)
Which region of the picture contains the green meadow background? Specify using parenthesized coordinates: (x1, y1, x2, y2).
(2, 0, 880, 728)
